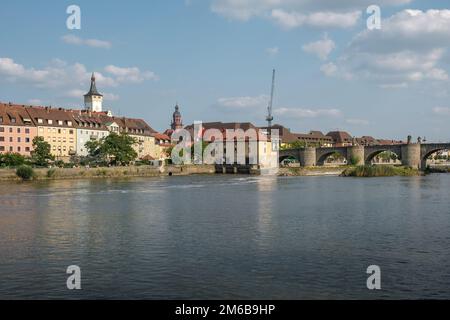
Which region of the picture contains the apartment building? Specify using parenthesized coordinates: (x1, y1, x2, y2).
(0, 103, 37, 156)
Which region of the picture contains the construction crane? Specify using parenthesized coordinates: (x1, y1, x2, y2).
(266, 69, 275, 129)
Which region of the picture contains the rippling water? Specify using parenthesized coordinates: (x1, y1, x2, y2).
(0, 174, 450, 299)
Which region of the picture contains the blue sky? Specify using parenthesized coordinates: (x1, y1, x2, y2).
(1, 0, 450, 141)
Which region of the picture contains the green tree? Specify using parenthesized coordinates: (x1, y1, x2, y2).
(92, 133, 138, 165)
(31, 137, 54, 167)
(0, 153, 26, 167)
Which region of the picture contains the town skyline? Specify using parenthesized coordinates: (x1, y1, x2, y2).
(1, 1, 450, 141)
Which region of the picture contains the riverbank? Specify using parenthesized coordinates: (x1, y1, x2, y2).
(278, 166, 346, 176)
(0, 165, 216, 181)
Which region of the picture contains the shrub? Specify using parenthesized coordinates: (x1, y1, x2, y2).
(349, 155, 361, 166)
(16, 165, 35, 181)
(342, 165, 419, 177)
(47, 168, 57, 178)
(0, 153, 26, 167)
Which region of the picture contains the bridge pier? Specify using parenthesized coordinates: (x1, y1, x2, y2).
(347, 146, 365, 166)
(299, 147, 316, 167)
(401, 144, 421, 169)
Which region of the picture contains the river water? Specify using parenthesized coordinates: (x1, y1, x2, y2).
(0, 175, 449, 299)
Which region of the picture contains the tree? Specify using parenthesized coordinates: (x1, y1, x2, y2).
(86, 133, 137, 166)
(31, 137, 54, 167)
(101, 133, 137, 165)
(0, 153, 26, 167)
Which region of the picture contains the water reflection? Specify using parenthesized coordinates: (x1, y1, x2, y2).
(0, 175, 450, 299)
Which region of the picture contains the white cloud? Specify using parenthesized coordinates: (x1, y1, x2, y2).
(211, 0, 410, 29)
(271, 9, 361, 29)
(274, 107, 342, 119)
(217, 94, 269, 109)
(433, 107, 450, 116)
(303, 33, 335, 60)
(65, 89, 120, 101)
(0, 57, 158, 89)
(62, 34, 112, 49)
(266, 47, 279, 56)
(104, 65, 159, 82)
(324, 10, 450, 85)
(320, 62, 352, 80)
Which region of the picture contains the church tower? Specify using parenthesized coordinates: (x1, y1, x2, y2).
(171, 103, 183, 130)
(84, 73, 103, 112)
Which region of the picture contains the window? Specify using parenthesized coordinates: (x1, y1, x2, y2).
(9, 137, 13, 142)
(37, 118, 43, 124)
(69, 130, 74, 134)
(67, 121, 72, 126)
(25, 128, 30, 134)
(11, 118, 16, 123)
(17, 137, 21, 143)
(9, 128, 13, 133)
(17, 147, 21, 152)
(0, 137, 4, 142)
(0, 117, 3, 123)
(58, 120, 63, 126)
(48, 120, 53, 125)
(17, 128, 21, 133)
(0, 127, 3, 132)
(0, 146, 4, 151)
(25, 138, 30, 143)
(9, 146, 13, 152)
(58, 129, 61, 134)
(25, 147, 30, 152)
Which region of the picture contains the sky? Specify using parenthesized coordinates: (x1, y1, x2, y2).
(1, 0, 450, 141)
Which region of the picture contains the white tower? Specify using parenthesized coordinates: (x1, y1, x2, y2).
(84, 73, 103, 112)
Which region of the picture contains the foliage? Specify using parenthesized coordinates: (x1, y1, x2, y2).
(47, 168, 57, 178)
(16, 165, 35, 180)
(349, 155, 361, 166)
(85, 133, 137, 166)
(342, 165, 419, 177)
(0, 153, 26, 167)
(31, 137, 54, 167)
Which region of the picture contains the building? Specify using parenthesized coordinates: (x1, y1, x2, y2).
(185, 121, 278, 170)
(164, 104, 184, 137)
(84, 73, 103, 113)
(261, 125, 333, 148)
(326, 131, 353, 147)
(0, 103, 37, 156)
(153, 133, 172, 160)
(70, 111, 110, 157)
(25, 106, 77, 160)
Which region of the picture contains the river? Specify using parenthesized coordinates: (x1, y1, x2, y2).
(0, 175, 449, 299)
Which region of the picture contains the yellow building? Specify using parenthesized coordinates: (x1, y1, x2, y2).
(26, 107, 77, 160)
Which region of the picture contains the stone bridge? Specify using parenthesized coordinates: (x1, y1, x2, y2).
(279, 143, 450, 170)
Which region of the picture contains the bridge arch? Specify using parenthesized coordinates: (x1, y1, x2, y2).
(365, 149, 401, 165)
(317, 150, 346, 166)
(279, 155, 299, 164)
(421, 147, 449, 168)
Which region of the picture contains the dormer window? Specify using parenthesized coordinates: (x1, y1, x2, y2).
(48, 119, 53, 125)
(0, 116, 3, 123)
(11, 117, 16, 123)
(58, 120, 63, 126)
(37, 118, 43, 124)
(67, 121, 72, 126)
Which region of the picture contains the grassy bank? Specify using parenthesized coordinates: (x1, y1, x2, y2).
(341, 165, 420, 177)
(0, 165, 215, 181)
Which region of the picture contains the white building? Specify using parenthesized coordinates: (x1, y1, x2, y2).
(84, 73, 103, 113)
